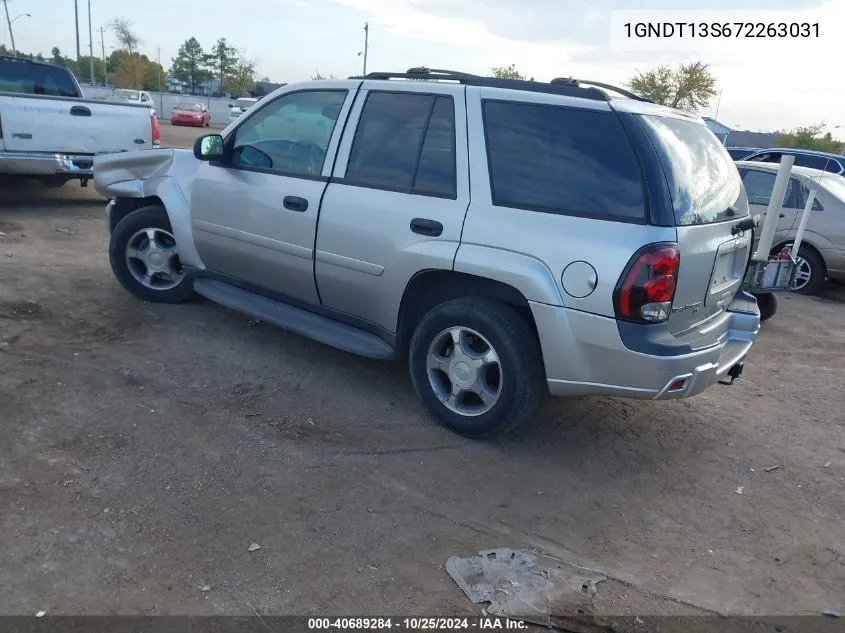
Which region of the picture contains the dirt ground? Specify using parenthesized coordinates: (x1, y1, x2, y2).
(1, 125, 844, 621)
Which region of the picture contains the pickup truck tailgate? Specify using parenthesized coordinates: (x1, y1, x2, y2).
(0, 95, 153, 154)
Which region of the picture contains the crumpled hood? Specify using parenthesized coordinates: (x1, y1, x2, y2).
(93, 148, 200, 199)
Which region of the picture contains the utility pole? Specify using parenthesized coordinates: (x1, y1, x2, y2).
(87, 0, 94, 85)
(362, 22, 369, 76)
(156, 46, 164, 113)
(2, 0, 16, 57)
(74, 0, 81, 59)
(99, 26, 106, 65)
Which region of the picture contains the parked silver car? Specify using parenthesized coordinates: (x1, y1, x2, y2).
(736, 160, 845, 293)
(94, 69, 760, 438)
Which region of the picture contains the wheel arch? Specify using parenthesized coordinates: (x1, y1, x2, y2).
(107, 182, 204, 270)
(395, 269, 541, 355)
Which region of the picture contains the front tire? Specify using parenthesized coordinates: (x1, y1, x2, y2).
(791, 246, 825, 295)
(109, 205, 193, 304)
(408, 297, 544, 439)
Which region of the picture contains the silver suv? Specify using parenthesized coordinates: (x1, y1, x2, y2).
(94, 68, 760, 438)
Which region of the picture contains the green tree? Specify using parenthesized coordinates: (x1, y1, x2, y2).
(776, 124, 844, 154)
(223, 52, 257, 97)
(627, 61, 717, 111)
(491, 64, 526, 80)
(171, 37, 211, 93)
(210, 38, 238, 92)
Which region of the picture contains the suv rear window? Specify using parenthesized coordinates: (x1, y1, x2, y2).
(482, 101, 645, 222)
(638, 115, 748, 225)
(0, 59, 80, 97)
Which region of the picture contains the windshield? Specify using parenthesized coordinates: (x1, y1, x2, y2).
(638, 114, 748, 225)
(235, 99, 256, 109)
(114, 89, 139, 100)
(175, 103, 202, 111)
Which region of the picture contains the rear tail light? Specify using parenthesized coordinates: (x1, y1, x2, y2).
(614, 244, 680, 323)
(150, 113, 160, 147)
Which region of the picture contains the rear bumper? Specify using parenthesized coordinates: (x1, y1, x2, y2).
(531, 301, 760, 400)
(0, 151, 95, 178)
(171, 117, 204, 126)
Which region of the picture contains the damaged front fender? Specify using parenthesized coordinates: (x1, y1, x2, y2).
(93, 149, 205, 270)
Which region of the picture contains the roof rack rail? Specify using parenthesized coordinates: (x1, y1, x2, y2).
(348, 67, 610, 102)
(551, 77, 653, 103)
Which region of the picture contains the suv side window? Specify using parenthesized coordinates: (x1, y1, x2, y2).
(345, 92, 456, 197)
(231, 90, 347, 177)
(482, 101, 645, 221)
(792, 154, 829, 170)
(824, 159, 844, 174)
(748, 152, 780, 163)
(741, 169, 801, 208)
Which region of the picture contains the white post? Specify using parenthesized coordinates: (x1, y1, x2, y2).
(790, 188, 816, 259)
(753, 155, 794, 262)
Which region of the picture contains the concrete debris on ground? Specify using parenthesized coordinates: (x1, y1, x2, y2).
(823, 606, 840, 618)
(446, 548, 607, 630)
(248, 543, 261, 552)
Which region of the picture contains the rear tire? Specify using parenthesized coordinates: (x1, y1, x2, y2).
(791, 246, 825, 295)
(408, 297, 544, 439)
(109, 205, 193, 304)
(755, 293, 777, 322)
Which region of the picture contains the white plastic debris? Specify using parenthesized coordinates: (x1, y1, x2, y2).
(248, 543, 261, 552)
(35, 611, 46, 618)
(736, 486, 744, 495)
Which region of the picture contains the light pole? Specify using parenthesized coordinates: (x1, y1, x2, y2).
(3, 4, 30, 57)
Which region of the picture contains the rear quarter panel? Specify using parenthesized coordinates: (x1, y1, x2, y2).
(459, 87, 675, 316)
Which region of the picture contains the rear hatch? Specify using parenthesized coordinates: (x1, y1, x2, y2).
(637, 113, 752, 345)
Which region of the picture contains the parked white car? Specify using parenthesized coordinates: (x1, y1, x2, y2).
(228, 97, 258, 124)
(109, 88, 156, 116)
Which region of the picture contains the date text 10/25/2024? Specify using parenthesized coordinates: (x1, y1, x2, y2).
(307, 618, 526, 630)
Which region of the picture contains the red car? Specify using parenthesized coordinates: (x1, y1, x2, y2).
(170, 102, 211, 127)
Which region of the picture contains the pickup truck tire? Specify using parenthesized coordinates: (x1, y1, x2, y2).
(109, 205, 193, 304)
(408, 297, 544, 438)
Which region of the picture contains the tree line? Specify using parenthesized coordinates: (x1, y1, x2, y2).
(0, 19, 260, 98)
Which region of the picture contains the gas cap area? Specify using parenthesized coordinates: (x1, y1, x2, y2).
(561, 261, 598, 298)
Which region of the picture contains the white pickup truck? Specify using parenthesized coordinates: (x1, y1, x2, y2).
(0, 56, 160, 188)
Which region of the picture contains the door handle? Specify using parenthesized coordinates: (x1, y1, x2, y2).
(410, 218, 443, 237)
(283, 196, 308, 212)
(70, 105, 91, 117)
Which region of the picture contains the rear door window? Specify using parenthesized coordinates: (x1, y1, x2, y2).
(741, 170, 801, 208)
(482, 101, 645, 222)
(345, 92, 456, 197)
(0, 59, 79, 97)
(638, 114, 747, 225)
(792, 154, 825, 169)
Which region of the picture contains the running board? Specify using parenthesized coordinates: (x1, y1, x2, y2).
(193, 278, 395, 360)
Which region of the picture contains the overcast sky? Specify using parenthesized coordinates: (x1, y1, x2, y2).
(4, 0, 844, 133)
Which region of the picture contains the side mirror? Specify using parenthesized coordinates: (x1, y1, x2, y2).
(194, 134, 225, 161)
